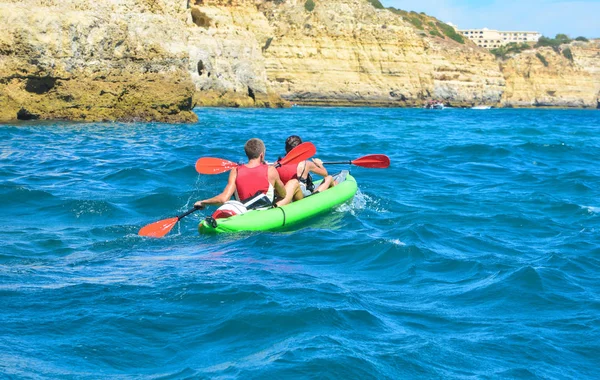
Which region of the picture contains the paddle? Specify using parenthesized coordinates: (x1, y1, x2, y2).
(195, 142, 317, 174)
(138, 206, 201, 238)
(195, 157, 238, 175)
(141, 142, 318, 238)
(274, 141, 317, 168)
(322, 154, 390, 169)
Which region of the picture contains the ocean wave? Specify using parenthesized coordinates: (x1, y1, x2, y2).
(0, 184, 57, 204)
(582, 205, 600, 214)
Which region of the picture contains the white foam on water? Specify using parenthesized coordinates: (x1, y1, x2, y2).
(582, 205, 600, 214)
(336, 189, 389, 216)
(388, 239, 406, 246)
(336, 189, 369, 215)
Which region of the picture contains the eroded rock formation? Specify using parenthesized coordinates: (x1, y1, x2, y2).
(0, 0, 196, 122)
(501, 41, 600, 108)
(1, 0, 599, 123)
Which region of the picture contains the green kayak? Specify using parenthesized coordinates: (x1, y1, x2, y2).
(198, 174, 358, 234)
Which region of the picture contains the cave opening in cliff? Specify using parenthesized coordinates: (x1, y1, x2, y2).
(25, 77, 57, 94)
(191, 7, 211, 28)
(17, 108, 40, 120)
(197, 60, 204, 76)
(247, 87, 256, 102)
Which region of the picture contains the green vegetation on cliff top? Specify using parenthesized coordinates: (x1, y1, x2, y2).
(304, 0, 315, 12)
(536, 52, 549, 67)
(490, 33, 581, 63)
(536, 34, 572, 49)
(385, 8, 465, 44)
(490, 42, 532, 60)
(367, 0, 385, 9)
(562, 47, 574, 62)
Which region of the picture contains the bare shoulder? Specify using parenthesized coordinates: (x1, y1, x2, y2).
(268, 165, 280, 178)
(228, 167, 238, 182)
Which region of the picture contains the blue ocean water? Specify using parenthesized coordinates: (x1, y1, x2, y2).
(1, 108, 599, 378)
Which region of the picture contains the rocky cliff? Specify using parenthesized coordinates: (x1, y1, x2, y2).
(0, 0, 196, 122)
(501, 41, 600, 108)
(186, 0, 285, 107)
(1, 0, 598, 123)
(191, 0, 504, 107)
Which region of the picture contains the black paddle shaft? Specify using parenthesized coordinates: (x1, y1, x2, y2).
(177, 206, 201, 221)
(322, 161, 353, 165)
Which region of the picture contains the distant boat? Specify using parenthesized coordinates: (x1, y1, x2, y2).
(472, 105, 492, 110)
(424, 103, 445, 110)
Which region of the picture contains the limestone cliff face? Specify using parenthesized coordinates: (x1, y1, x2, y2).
(257, 0, 432, 106)
(0, 0, 196, 122)
(255, 0, 504, 106)
(187, 0, 285, 107)
(190, 0, 505, 107)
(187, 1, 597, 109)
(501, 41, 600, 108)
(2, 0, 598, 123)
(429, 41, 505, 106)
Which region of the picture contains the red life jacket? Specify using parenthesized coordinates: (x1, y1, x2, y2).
(235, 164, 270, 202)
(276, 164, 298, 184)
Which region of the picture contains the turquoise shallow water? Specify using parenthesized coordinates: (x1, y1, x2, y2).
(1, 108, 599, 378)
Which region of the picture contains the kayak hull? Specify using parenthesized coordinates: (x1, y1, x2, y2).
(198, 174, 358, 234)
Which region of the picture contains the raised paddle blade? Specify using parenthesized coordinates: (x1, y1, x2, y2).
(351, 154, 391, 168)
(195, 157, 238, 175)
(280, 142, 317, 165)
(138, 217, 179, 238)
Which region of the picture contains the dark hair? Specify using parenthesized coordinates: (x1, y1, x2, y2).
(244, 138, 265, 160)
(285, 135, 302, 153)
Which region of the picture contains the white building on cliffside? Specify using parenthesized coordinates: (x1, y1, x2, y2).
(458, 28, 541, 49)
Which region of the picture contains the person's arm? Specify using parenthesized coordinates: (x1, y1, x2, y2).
(268, 166, 286, 199)
(194, 168, 237, 209)
(308, 158, 328, 177)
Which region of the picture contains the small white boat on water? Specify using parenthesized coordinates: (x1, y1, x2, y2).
(472, 105, 492, 110)
(424, 103, 445, 110)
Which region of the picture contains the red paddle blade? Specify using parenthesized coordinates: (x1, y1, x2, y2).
(138, 217, 178, 238)
(195, 157, 238, 175)
(280, 142, 316, 165)
(352, 154, 390, 168)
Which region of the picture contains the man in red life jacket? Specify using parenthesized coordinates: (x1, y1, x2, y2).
(276, 135, 334, 201)
(194, 138, 288, 210)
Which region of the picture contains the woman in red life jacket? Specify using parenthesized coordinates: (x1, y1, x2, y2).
(194, 138, 287, 209)
(274, 157, 303, 206)
(276, 135, 334, 200)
